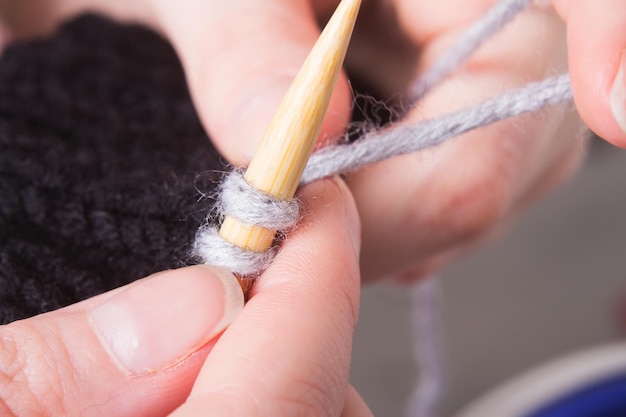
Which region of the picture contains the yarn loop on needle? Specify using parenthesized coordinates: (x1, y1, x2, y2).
(193, 171, 301, 276)
(193, 0, 575, 277)
(218, 172, 301, 231)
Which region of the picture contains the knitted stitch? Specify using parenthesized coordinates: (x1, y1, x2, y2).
(0, 2, 575, 322)
(0, 14, 397, 322)
(0, 16, 223, 323)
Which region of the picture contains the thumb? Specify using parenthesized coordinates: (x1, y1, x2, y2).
(0, 265, 244, 417)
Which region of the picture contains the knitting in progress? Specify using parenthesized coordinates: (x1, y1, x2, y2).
(0, 16, 221, 323)
(0, 0, 575, 324)
(193, 0, 574, 277)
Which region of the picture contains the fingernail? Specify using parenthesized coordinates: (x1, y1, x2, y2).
(610, 49, 626, 134)
(89, 265, 244, 375)
(231, 75, 294, 163)
(333, 176, 361, 254)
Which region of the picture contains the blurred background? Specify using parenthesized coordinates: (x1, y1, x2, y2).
(350, 137, 626, 416)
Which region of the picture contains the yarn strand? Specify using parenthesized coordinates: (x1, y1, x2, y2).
(194, 0, 574, 277)
(406, 278, 446, 417)
(191, 2, 575, 415)
(195, 74, 573, 273)
(302, 74, 572, 184)
(408, 0, 533, 101)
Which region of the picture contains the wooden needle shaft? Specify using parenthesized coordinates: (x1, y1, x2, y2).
(219, 0, 361, 253)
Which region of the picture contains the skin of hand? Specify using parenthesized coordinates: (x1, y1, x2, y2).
(0, 178, 373, 417)
(0, 0, 622, 282)
(0, 0, 623, 415)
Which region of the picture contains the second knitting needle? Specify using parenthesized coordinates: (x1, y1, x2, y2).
(219, 0, 361, 253)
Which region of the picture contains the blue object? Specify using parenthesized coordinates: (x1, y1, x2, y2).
(526, 373, 626, 417)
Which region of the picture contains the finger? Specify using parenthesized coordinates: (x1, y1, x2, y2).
(352, 2, 584, 281)
(0, 266, 244, 416)
(0, 16, 12, 54)
(151, 0, 352, 165)
(341, 385, 375, 417)
(1, 0, 353, 163)
(170, 178, 361, 417)
(552, 0, 626, 147)
(0, 0, 155, 38)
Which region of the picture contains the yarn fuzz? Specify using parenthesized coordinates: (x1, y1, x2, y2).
(194, 0, 575, 277)
(193, 171, 300, 276)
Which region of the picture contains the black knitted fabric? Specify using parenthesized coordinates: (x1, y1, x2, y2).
(0, 15, 224, 324)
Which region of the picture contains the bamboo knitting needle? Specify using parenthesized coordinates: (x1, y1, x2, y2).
(219, 0, 361, 253)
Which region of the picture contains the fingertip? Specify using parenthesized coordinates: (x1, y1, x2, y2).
(178, 177, 362, 417)
(89, 265, 243, 375)
(162, 1, 352, 165)
(225, 74, 293, 164)
(571, 51, 626, 148)
(608, 49, 626, 147)
(0, 265, 244, 416)
(342, 385, 375, 417)
(298, 176, 361, 256)
(557, 0, 626, 148)
(192, 265, 246, 330)
(199, 58, 352, 166)
(0, 18, 12, 55)
(332, 175, 362, 254)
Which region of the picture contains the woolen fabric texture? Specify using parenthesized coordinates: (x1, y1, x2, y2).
(0, 15, 223, 324)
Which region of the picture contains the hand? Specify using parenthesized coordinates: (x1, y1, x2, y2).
(0, 1, 602, 282)
(0, 178, 372, 416)
(552, 0, 626, 148)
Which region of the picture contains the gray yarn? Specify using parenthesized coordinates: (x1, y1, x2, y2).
(193, 172, 299, 275)
(193, 226, 278, 277)
(301, 74, 572, 184)
(408, 0, 533, 101)
(193, 3, 570, 415)
(194, 0, 574, 276)
(195, 74, 573, 273)
(406, 278, 445, 417)
(218, 172, 300, 230)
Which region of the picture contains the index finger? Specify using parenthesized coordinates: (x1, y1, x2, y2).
(152, 0, 352, 165)
(169, 178, 362, 417)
